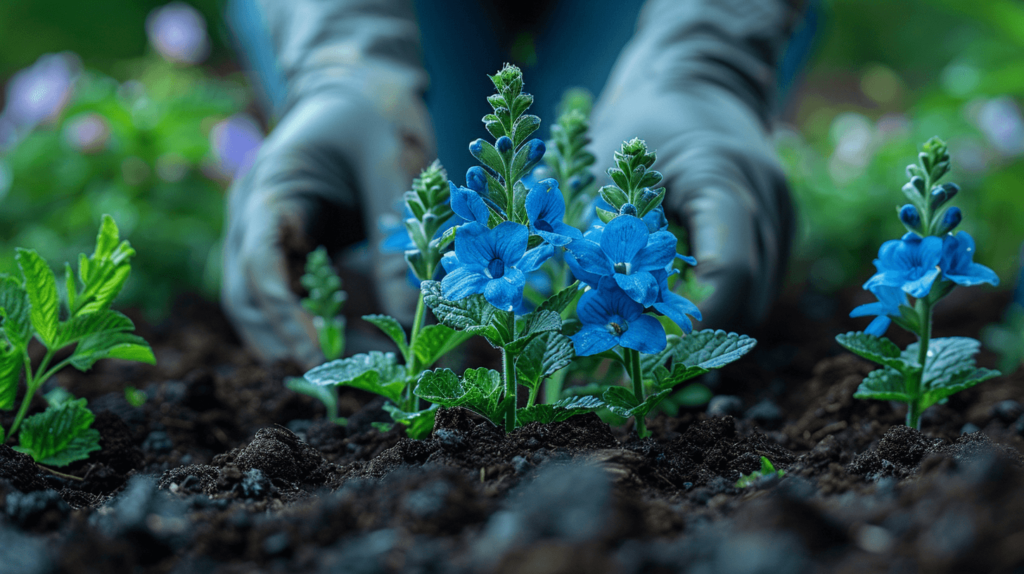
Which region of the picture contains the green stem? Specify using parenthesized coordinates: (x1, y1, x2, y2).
(626, 348, 647, 438)
(503, 314, 517, 433)
(527, 384, 540, 408)
(544, 368, 567, 405)
(908, 299, 933, 430)
(404, 292, 428, 412)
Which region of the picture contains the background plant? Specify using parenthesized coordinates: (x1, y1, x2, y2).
(0, 215, 155, 465)
(837, 137, 1001, 429)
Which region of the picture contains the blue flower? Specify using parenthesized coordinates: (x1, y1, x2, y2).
(850, 284, 907, 337)
(526, 178, 583, 246)
(651, 270, 702, 334)
(939, 231, 999, 287)
(570, 282, 666, 356)
(440, 222, 553, 311)
(864, 233, 944, 299)
(565, 215, 677, 306)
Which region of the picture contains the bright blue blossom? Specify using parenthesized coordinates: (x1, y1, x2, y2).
(525, 178, 583, 246)
(441, 222, 553, 311)
(935, 207, 962, 235)
(570, 282, 666, 356)
(651, 270, 702, 334)
(864, 233, 944, 299)
(850, 284, 907, 337)
(939, 231, 999, 287)
(565, 215, 677, 306)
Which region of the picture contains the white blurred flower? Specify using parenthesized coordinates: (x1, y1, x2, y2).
(3, 52, 80, 129)
(146, 3, 210, 65)
(63, 112, 110, 153)
(210, 114, 264, 179)
(977, 97, 1024, 157)
(828, 112, 875, 184)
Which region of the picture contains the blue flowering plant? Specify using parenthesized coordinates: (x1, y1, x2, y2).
(838, 137, 1001, 429)
(300, 162, 473, 439)
(0, 216, 155, 466)
(560, 138, 757, 438)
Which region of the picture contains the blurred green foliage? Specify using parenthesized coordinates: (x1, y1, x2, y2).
(781, 0, 1024, 291)
(0, 57, 248, 314)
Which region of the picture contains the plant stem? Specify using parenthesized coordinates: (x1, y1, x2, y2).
(404, 292, 427, 412)
(527, 384, 540, 408)
(544, 368, 567, 405)
(6, 349, 55, 443)
(626, 348, 648, 438)
(908, 298, 933, 429)
(36, 464, 83, 482)
(503, 314, 517, 433)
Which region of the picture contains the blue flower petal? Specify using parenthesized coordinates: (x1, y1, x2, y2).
(636, 230, 678, 272)
(619, 315, 667, 354)
(614, 271, 659, 307)
(526, 178, 565, 222)
(600, 216, 648, 266)
(570, 325, 619, 356)
(565, 249, 604, 288)
(441, 266, 489, 301)
(453, 222, 495, 268)
(490, 222, 529, 265)
(518, 243, 554, 273)
(566, 238, 614, 279)
(449, 181, 490, 225)
(483, 267, 525, 311)
(864, 316, 892, 337)
(903, 267, 940, 299)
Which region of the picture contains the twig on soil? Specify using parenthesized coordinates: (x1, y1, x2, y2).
(36, 464, 84, 482)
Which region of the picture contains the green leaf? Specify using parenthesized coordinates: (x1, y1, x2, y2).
(362, 314, 409, 358)
(602, 386, 671, 420)
(421, 281, 511, 346)
(303, 351, 407, 404)
(470, 140, 505, 175)
(537, 282, 581, 314)
(516, 395, 604, 426)
(853, 366, 911, 402)
(922, 368, 1000, 407)
(651, 362, 709, 391)
(505, 309, 562, 354)
(836, 331, 916, 373)
(0, 275, 31, 349)
(315, 316, 346, 361)
(511, 114, 540, 147)
(93, 214, 121, 262)
(286, 376, 340, 421)
(673, 383, 714, 408)
(413, 367, 505, 424)
(411, 324, 472, 368)
(70, 332, 155, 371)
(76, 263, 131, 316)
(515, 332, 575, 391)
(16, 249, 60, 348)
(383, 403, 437, 439)
(735, 456, 785, 488)
(670, 330, 758, 369)
(13, 397, 101, 467)
(57, 310, 134, 348)
(0, 344, 22, 410)
(907, 337, 981, 388)
(124, 386, 147, 408)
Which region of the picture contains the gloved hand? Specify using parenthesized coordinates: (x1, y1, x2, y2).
(222, 0, 434, 368)
(589, 0, 800, 330)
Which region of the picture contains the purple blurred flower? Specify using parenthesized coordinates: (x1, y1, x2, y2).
(210, 114, 263, 179)
(3, 53, 79, 129)
(63, 113, 110, 153)
(146, 3, 210, 65)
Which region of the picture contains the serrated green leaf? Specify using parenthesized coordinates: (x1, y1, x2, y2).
(853, 366, 911, 402)
(907, 337, 982, 388)
(537, 282, 581, 314)
(69, 332, 155, 371)
(16, 249, 60, 348)
(383, 403, 437, 439)
(411, 324, 472, 368)
(76, 263, 131, 316)
(13, 397, 101, 467)
(0, 275, 31, 349)
(362, 314, 409, 358)
(837, 331, 916, 373)
(515, 332, 574, 390)
(413, 367, 505, 424)
(602, 386, 671, 420)
(505, 310, 562, 354)
(511, 115, 540, 147)
(57, 309, 134, 348)
(469, 139, 505, 175)
(421, 281, 511, 347)
(303, 351, 407, 403)
(516, 395, 604, 426)
(671, 330, 758, 369)
(922, 367, 1000, 406)
(652, 362, 709, 390)
(0, 344, 22, 410)
(559, 382, 614, 399)
(93, 215, 121, 262)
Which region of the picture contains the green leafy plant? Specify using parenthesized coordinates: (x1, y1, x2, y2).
(735, 456, 785, 488)
(0, 215, 155, 465)
(982, 303, 1024, 374)
(838, 138, 1001, 429)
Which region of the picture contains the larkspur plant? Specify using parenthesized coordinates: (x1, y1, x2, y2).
(302, 64, 756, 438)
(285, 247, 348, 424)
(0, 216, 155, 466)
(838, 137, 1001, 429)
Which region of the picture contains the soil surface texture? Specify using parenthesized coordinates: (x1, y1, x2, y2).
(2, 286, 1023, 574)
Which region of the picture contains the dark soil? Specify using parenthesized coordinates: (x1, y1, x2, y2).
(2, 286, 1024, 574)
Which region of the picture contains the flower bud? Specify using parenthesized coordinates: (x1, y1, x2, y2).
(620, 203, 638, 216)
(469, 138, 484, 156)
(495, 136, 513, 154)
(640, 188, 661, 204)
(899, 204, 921, 231)
(935, 207, 962, 234)
(930, 182, 959, 208)
(524, 139, 545, 163)
(466, 166, 487, 193)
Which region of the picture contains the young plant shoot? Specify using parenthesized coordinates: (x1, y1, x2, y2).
(0, 215, 155, 465)
(564, 138, 757, 438)
(838, 137, 1001, 429)
(735, 456, 785, 488)
(285, 246, 348, 424)
(301, 162, 472, 439)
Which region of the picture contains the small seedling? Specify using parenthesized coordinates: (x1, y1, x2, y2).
(735, 456, 785, 488)
(838, 137, 1001, 429)
(0, 215, 155, 465)
(124, 386, 148, 407)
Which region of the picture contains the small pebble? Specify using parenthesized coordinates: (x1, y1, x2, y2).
(142, 431, 173, 454)
(744, 399, 784, 429)
(707, 395, 743, 418)
(991, 400, 1023, 424)
(960, 423, 981, 435)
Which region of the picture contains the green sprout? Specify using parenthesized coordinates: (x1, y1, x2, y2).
(735, 456, 786, 488)
(0, 215, 155, 466)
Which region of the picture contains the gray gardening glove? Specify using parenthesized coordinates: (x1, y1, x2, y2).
(222, 0, 434, 367)
(589, 0, 801, 330)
